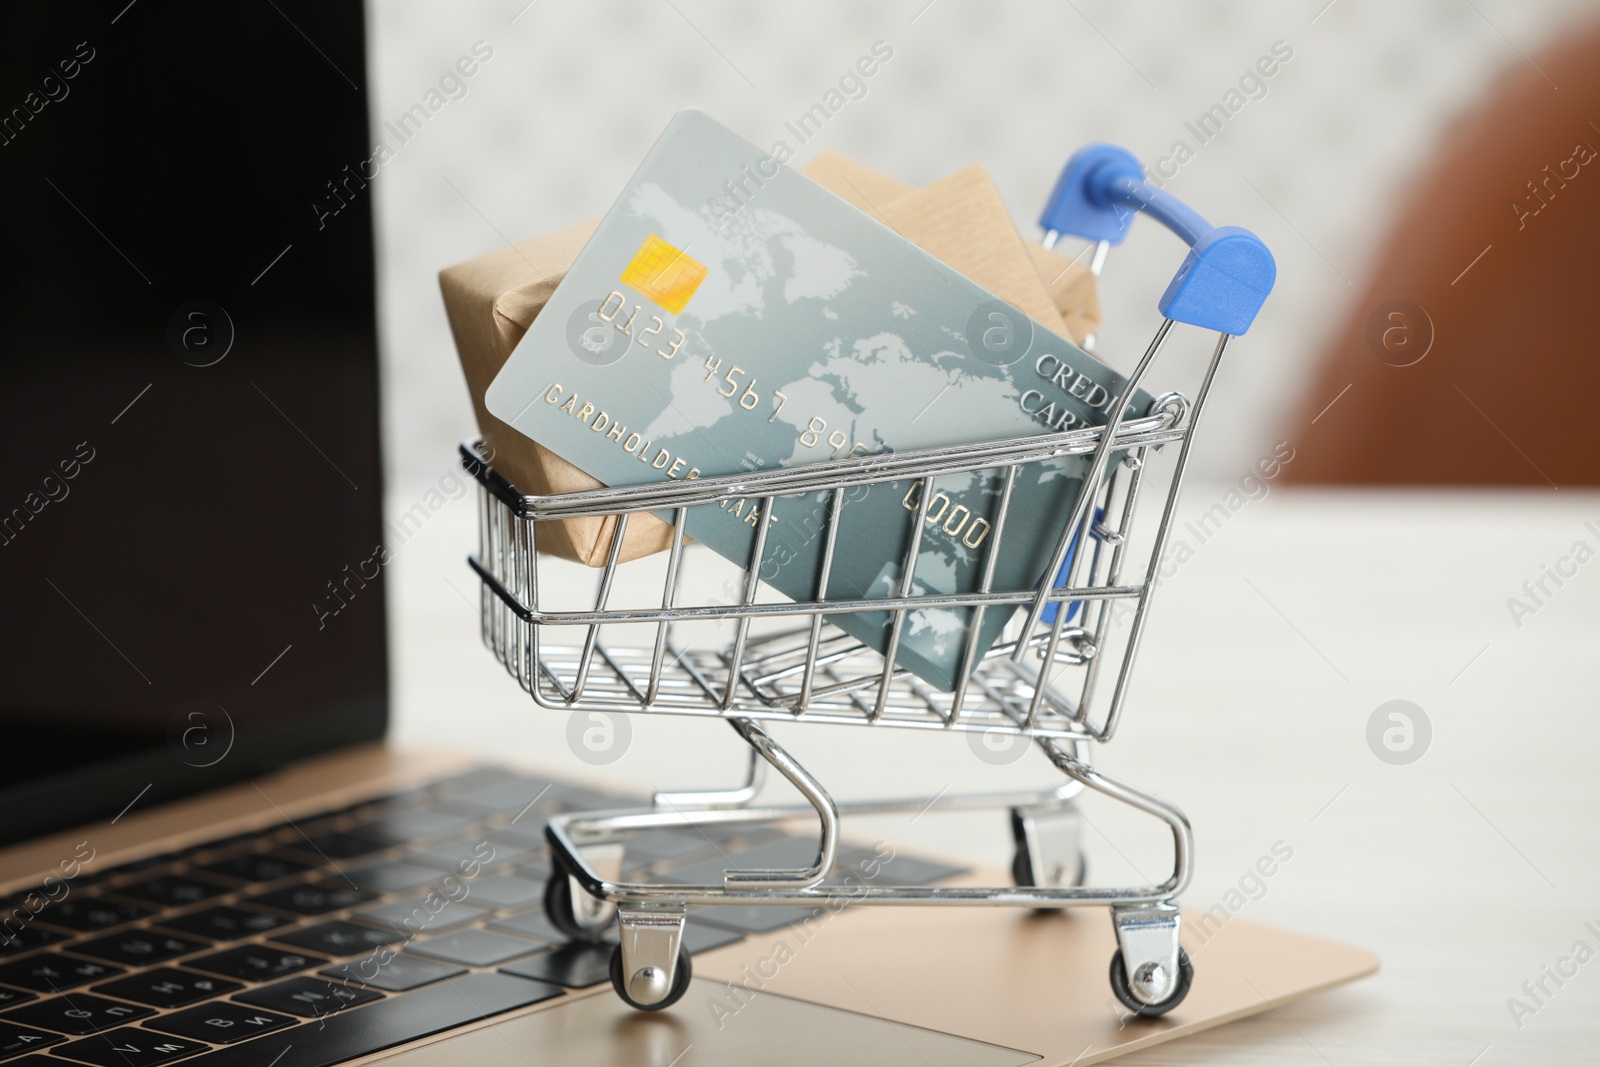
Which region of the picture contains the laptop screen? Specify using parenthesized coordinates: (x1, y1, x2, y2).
(0, 2, 386, 845)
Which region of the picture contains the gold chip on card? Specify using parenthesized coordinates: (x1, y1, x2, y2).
(620, 234, 706, 313)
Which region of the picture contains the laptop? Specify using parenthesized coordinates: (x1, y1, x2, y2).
(1, 5, 1373, 1064)
(0, 3, 984, 1063)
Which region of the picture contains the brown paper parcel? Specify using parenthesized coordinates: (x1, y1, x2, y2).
(441, 155, 1102, 566)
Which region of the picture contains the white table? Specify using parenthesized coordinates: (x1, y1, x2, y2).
(389, 482, 1600, 1064)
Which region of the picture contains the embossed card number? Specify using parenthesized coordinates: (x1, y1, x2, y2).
(595, 290, 684, 359)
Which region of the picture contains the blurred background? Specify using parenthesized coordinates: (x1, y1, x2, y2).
(373, 0, 1600, 499)
(373, 3, 1600, 1060)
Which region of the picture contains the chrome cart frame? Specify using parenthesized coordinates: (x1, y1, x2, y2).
(461, 143, 1274, 1015)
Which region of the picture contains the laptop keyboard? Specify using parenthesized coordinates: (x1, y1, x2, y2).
(0, 766, 965, 1065)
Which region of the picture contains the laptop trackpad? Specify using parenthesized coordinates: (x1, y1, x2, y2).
(383, 978, 1037, 1066)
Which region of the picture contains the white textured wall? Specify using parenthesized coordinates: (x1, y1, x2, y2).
(367, 0, 1598, 498)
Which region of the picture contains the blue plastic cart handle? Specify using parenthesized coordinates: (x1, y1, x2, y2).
(1041, 507, 1101, 626)
(1039, 144, 1276, 335)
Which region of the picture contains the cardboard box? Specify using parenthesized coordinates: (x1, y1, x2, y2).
(441, 154, 1102, 566)
(802, 150, 1101, 342)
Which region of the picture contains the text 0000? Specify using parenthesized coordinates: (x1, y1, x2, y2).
(901, 482, 991, 548)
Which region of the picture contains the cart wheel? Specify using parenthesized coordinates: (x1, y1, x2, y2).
(1108, 947, 1193, 1017)
(610, 943, 692, 1011)
(543, 868, 609, 943)
(1011, 846, 1087, 890)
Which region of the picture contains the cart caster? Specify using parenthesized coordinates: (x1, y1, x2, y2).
(543, 866, 612, 942)
(610, 943, 692, 1011)
(1009, 802, 1086, 891)
(1011, 845, 1086, 890)
(1108, 947, 1192, 1017)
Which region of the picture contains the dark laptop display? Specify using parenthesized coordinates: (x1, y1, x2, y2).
(0, 2, 386, 843)
(0, 12, 991, 1063)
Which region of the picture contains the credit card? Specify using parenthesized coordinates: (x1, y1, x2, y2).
(486, 109, 1154, 691)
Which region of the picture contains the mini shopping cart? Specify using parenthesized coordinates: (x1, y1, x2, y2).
(461, 143, 1274, 1015)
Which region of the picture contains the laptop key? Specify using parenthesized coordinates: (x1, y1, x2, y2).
(0, 1024, 63, 1059)
(0, 927, 65, 956)
(406, 929, 547, 967)
(0, 954, 124, 992)
(112, 874, 232, 908)
(552, 789, 624, 813)
(270, 920, 402, 957)
(187, 946, 326, 982)
(290, 831, 390, 860)
(356, 810, 476, 841)
(198, 853, 314, 885)
(234, 976, 382, 1018)
(681, 920, 746, 955)
(406, 839, 525, 872)
(483, 824, 548, 851)
(247, 883, 375, 916)
(0, 990, 34, 1010)
(445, 777, 568, 816)
(344, 861, 442, 894)
(452, 873, 543, 910)
(33, 897, 154, 933)
(147, 1001, 295, 1044)
(192, 972, 563, 1067)
(354, 896, 489, 936)
(690, 903, 822, 934)
(352, 789, 433, 816)
(0, 992, 154, 1034)
(319, 953, 464, 993)
(515, 858, 553, 882)
(50, 1026, 207, 1066)
(158, 905, 288, 941)
(499, 942, 613, 988)
(73, 932, 208, 967)
(91, 967, 242, 1009)
(655, 834, 823, 885)
(622, 828, 724, 863)
(487, 908, 568, 945)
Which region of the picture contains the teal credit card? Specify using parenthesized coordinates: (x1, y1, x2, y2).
(486, 109, 1154, 691)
